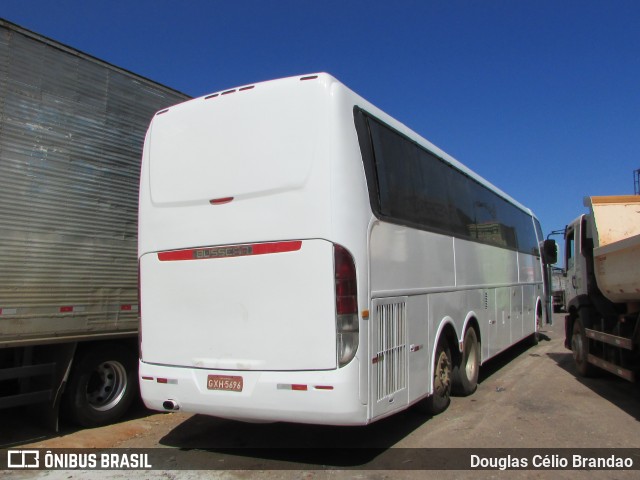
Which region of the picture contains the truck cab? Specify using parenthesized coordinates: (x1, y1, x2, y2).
(563, 215, 590, 313)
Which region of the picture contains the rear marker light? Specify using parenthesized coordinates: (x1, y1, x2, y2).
(156, 109, 169, 115)
(141, 376, 154, 381)
(300, 75, 318, 81)
(209, 197, 234, 205)
(314, 386, 334, 391)
(206, 86, 254, 100)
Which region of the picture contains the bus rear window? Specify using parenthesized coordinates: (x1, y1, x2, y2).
(148, 89, 320, 205)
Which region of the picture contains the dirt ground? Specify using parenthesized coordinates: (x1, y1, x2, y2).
(2, 313, 639, 479)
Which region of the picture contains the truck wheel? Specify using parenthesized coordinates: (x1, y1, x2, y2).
(417, 336, 452, 415)
(452, 327, 479, 396)
(571, 318, 595, 377)
(62, 343, 137, 427)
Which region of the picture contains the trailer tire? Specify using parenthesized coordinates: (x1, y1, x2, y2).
(451, 327, 479, 397)
(417, 336, 452, 415)
(571, 317, 595, 377)
(62, 343, 137, 427)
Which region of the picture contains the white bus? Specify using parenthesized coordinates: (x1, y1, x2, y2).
(138, 73, 553, 425)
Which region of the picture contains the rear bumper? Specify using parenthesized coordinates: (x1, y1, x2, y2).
(139, 360, 368, 425)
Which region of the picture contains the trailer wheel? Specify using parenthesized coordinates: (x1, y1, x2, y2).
(452, 327, 479, 396)
(571, 317, 596, 377)
(417, 336, 452, 415)
(62, 343, 137, 427)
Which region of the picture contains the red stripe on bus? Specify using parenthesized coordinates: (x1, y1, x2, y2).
(157, 241, 302, 261)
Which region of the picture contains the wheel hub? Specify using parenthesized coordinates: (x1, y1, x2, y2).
(86, 360, 128, 412)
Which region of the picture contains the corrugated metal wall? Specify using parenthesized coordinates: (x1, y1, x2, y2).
(0, 21, 189, 345)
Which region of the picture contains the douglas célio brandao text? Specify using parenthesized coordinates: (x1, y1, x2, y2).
(470, 453, 634, 470)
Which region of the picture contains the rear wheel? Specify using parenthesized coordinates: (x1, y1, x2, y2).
(62, 343, 137, 427)
(452, 328, 479, 396)
(526, 306, 543, 346)
(419, 336, 452, 415)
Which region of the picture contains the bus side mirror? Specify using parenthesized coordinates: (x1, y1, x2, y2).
(542, 239, 557, 265)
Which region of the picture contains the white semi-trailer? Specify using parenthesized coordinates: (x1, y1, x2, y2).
(0, 19, 188, 428)
(564, 195, 640, 381)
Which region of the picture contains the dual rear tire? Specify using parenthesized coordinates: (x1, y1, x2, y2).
(62, 342, 138, 427)
(420, 327, 480, 415)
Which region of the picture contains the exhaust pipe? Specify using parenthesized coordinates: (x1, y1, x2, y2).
(162, 400, 180, 411)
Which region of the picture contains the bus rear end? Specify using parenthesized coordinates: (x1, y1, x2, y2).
(138, 74, 368, 424)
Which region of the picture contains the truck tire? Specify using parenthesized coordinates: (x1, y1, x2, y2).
(417, 336, 452, 415)
(62, 342, 137, 427)
(451, 327, 479, 396)
(571, 317, 595, 377)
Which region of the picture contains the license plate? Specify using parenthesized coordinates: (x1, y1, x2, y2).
(207, 375, 243, 392)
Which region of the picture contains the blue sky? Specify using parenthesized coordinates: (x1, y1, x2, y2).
(2, 1, 639, 262)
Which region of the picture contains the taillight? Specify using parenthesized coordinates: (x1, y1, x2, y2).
(334, 245, 359, 367)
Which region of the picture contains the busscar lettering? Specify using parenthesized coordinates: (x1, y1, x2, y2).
(194, 245, 253, 259)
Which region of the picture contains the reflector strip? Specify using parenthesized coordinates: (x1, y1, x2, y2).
(1, 305, 136, 315)
(158, 241, 302, 262)
(156, 378, 178, 385)
(277, 384, 308, 391)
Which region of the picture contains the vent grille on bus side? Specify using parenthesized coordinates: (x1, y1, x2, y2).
(374, 301, 407, 401)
